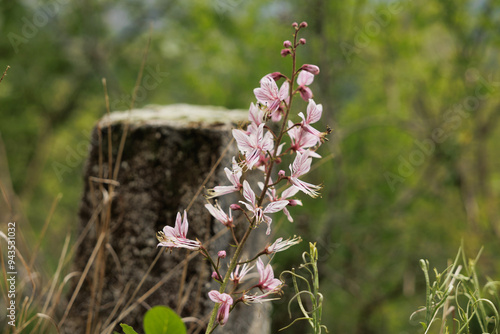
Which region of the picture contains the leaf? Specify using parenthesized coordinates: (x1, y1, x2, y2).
(120, 323, 139, 334)
(143, 306, 186, 334)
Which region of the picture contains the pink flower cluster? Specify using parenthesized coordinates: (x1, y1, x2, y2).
(157, 21, 328, 330)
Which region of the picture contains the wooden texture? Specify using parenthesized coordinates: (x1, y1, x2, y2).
(62, 104, 270, 334)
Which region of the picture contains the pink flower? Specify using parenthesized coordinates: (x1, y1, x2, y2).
(157, 211, 201, 250)
(205, 202, 233, 227)
(296, 71, 314, 101)
(239, 180, 288, 235)
(242, 291, 281, 304)
(248, 102, 265, 126)
(256, 258, 282, 292)
(207, 157, 242, 198)
(230, 263, 254, 284)
(288, 120, 320, 154)
(289, 152, 322, 198)
(265, 236, 302, 254)
(300, 64, 320, 75)
(253, 75, 289, 114)
(232, 123, 274, 169)
(298, 99, 323, 142)
(259, 181, 303, 222)
(218, 250, 226, 258)
(208, 291, 233, 326)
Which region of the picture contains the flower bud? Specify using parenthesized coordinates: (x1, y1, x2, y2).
(218, 250, 226, 258)
(288, 199, 302, 207)
(292, 22, 298, 28)
(299, 38, 306, 45)
(281, 48, 292, 57)
(300, 64, 320, 75)
(230, 203, 242, 211)
(268, 72, 285, 81)
(278, 170, 286, 178)
(283, 40, 292, 48)
(212, 271, 221, 280)
(300, 21, 308, 28)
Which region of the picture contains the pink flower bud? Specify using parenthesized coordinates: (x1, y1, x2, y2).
(288, 199, 301, 207)
(300, 64, 320, 75)
(281, 48, 292, 57)
(230, 203, 242, 211)
(283, 40, 292, 48)
(292, 22, 298, 28)
(212, 271, 221, 280)
(278, 170, 286, 178)
(300, 21, 308, 28)
(268, 72, 285, 81)
(218, 250, 226, 258)
(299, 38, 306, 45)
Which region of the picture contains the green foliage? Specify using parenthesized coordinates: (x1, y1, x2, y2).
(414, 247, 499, 333)
(1, 0, 500, 333)
(117, 306, 186, 334)
(280, 243, 328, 334)
(143, 306, 186, 334)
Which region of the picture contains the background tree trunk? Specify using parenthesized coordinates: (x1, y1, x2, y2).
(62, 104, 270, 334)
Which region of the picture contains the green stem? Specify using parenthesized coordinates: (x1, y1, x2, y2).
(206, 26, 303, 333)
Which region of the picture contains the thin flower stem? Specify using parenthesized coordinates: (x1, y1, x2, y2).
(206, 25, 305, 333)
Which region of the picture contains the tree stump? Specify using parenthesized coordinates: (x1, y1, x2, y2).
(62, 104, 270, 334)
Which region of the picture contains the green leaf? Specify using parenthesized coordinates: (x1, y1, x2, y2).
(120, 323, 139, 334)
(143, 306, 186, 334)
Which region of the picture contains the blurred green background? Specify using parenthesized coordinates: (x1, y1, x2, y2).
(1, 0, 499, 333)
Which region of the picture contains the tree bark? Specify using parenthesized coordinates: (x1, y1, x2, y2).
(62, 104, 270, 334)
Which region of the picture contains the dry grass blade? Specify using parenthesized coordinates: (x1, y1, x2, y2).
(102, 228, 228, 334)
(28, 193, 62, 269)
(32, 234, 71, 333)
(58, 232, 106, 328)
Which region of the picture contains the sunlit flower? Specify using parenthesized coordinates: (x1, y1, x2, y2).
(253, 75, 289, 114)
(205, 202, 233, 227)
(230, 263, 254, 284)
(289, 152, 322, 198)
(206, 157, 242, 198)
(157, 211, 201, 250)
(265, 236, 302, 254)
(256, 258, 282, 292)
(232, 123, 274, 169)
(296, 71, 314, 101)
(208, 291, 233, 326)
(239, 180, 288, 235)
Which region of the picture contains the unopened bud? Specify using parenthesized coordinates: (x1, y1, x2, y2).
(218, 250, 226, 258)
(292, 22, 298, 28)
(300, 21, 308, 28)
(288, 199, 301, 207)
(278, 170, 286, 178)
(283, 40, 292, 48)
(268, 72, 285, 81)
(212, 271, 221, 280)
(300, 64, 320, 75)
(299, 38, 306, 45)
(230, 203, 242, 211)
(281, 49, 292, 57)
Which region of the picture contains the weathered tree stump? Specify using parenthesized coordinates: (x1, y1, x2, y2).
(62, 104, 270, 334)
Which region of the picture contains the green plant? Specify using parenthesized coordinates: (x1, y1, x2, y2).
(279, 242, 328, 333)
(413, 246, 499, 334)
(116, 305, 186, 334)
